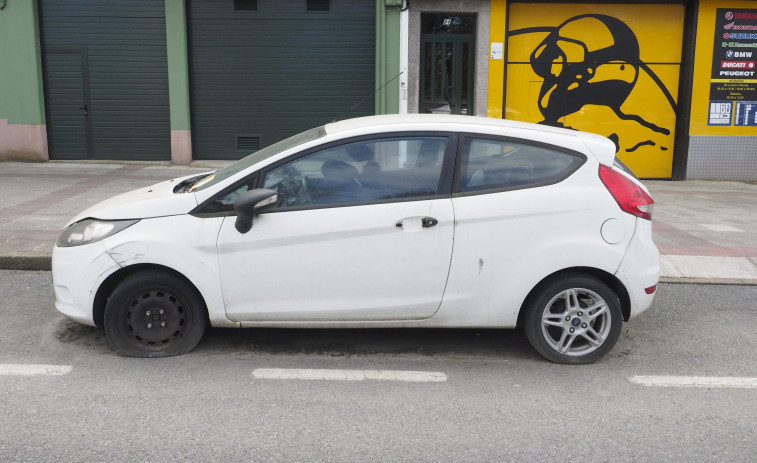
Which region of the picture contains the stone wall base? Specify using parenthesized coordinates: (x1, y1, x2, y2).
(171, 130, 192, 165)
(0, 119, 49, 161)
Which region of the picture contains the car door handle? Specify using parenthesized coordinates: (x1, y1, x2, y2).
(394, 217, 439, 231)
(421, 217, 438, 228)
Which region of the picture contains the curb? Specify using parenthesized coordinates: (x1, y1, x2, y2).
(659, 276, 757, 286)
(0, 252, 52, 271)
(2, 251, 756, 286)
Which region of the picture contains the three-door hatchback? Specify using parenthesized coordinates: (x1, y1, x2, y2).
(53, 115, 659, 363)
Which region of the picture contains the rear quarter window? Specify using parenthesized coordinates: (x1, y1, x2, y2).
(456, 136, 585, 193)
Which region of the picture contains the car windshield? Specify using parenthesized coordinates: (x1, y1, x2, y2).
(189, 125, 327, 192)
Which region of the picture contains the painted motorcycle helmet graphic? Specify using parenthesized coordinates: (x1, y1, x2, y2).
(513, 14, 677, 153)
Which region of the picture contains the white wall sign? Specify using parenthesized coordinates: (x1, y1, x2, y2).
(491, 42, 503, 60)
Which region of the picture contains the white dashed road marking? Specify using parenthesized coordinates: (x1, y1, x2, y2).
(0, 364, 72, 376)
(252, 368, 447, 382)
(629, 376, 757, 389)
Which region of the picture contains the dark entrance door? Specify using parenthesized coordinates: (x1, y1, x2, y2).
(420, 14, 476, 115)
(43, 49, 93, 160)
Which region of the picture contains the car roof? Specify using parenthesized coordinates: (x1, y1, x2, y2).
(325, 114, 582, 138)
(324, 114, 617, 167)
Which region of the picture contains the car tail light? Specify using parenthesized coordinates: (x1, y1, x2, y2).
(598, 165, 654, 220)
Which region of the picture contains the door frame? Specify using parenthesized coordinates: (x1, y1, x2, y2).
(419, 13, 476, 115)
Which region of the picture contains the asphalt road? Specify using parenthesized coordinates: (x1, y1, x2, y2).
(0, 270, 755, 462)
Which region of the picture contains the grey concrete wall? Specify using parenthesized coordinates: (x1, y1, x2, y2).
(408, 0, 490, 116)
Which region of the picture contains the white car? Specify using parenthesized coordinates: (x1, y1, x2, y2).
(53, 115, 659, 363)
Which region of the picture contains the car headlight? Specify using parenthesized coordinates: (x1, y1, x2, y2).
(56, 219, 139, 247)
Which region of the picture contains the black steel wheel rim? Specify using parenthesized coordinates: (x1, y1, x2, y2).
(122, 287, 190, 349)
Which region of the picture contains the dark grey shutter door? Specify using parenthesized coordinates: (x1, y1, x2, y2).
(188, 0, 376, 160)
(39, 0, 170, 160)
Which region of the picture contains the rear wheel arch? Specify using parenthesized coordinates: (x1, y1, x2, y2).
(93, 263, 208, 328)
(517, 267, 631, 329)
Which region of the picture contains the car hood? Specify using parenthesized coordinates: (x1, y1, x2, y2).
(65, 174, 203, 226)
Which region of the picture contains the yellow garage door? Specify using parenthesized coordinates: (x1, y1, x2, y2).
(505, 3, 684, 178)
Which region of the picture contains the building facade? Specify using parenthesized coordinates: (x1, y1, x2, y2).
(1, 0, 756, 180)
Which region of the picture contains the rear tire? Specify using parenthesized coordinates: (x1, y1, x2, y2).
(104, 270, 207, 358)
(523, 274, 622, 364)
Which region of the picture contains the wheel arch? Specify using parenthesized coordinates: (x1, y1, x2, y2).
(516, 266, 631, 329)
(93, 263, 208, 327)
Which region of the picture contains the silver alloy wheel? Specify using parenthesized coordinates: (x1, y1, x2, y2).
(540, 287, 611, 357)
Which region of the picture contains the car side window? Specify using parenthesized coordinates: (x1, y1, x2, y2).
(457, 137, 583, 193)
(262, 136, 448, 209)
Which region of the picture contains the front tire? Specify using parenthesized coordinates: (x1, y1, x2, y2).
(104, 270, 207, 358)
(523, 274, 622, 364)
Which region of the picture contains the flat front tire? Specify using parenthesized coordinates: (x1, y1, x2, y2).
(104, 270, 207, 358)
(523, 274, 622, 364)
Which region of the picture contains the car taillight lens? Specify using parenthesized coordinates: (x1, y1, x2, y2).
(598, 165, 654, 221)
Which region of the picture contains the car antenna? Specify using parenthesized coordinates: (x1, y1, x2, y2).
(331, 71, 404, 123)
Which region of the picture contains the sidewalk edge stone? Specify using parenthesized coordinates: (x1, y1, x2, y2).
(659, 276, 757, 286)
(0, 252, 52, 271)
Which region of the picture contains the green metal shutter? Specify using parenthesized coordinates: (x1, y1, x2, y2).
(39, 0, 170, 160)
(188, 0, 376, 160)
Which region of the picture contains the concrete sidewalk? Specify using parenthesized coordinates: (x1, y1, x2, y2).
(1, 161, 756, 284)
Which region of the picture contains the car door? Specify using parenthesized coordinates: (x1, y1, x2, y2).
(215, 134, 456, 322)
(439, 134, 591, 326)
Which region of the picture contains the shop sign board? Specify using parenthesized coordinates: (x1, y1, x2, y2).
(709, 8, 757, 126)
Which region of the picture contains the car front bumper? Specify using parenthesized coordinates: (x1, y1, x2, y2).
(52, 242, 121, 326)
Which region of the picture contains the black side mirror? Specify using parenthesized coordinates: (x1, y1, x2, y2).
(233, 188, 278, 233)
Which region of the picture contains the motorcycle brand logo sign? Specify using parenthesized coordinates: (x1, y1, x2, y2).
(719, 70, 756, 77)
(724, 32, 757, 39)
(722, 42, 757, 48)
(723, 51, 756, 58)
(725, 23, 757, 30)
(720, 61, 756, 69)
